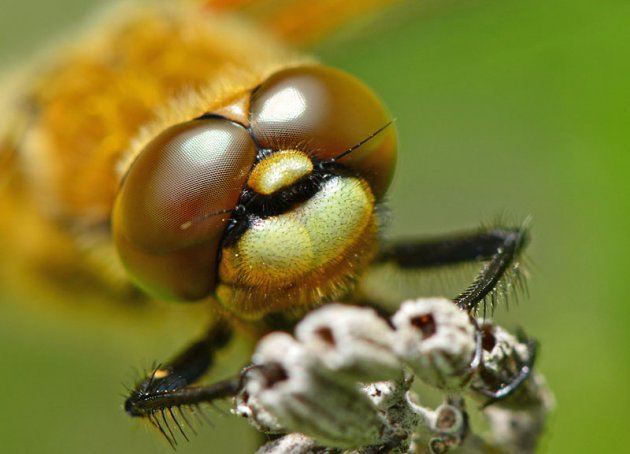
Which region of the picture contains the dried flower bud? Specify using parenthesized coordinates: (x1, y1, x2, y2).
(391, 298, 476, 391)
(254, 433, 321, 454)
(295, 304, 401, 382)
(245, 332, 388, 448)
(234, 384, 284, 434)
(483, 402, 551, 454)
(468, 323, 554, 454)
(471, 323, 536, 405)
(433, 403, 466, 436)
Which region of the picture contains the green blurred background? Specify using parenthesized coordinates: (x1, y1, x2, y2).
(1, 0, 628, 452)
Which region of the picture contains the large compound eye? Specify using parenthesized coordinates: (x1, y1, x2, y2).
(113, 118, 256, 301)
(250, 66, 397, 198)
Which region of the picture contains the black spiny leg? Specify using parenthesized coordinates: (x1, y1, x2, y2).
(125, 320, 241, 447)
(376, 226, 534, 402)
(378, 227, 529, 312)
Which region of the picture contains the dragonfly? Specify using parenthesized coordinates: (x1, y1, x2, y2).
(0, 0, 535, 451)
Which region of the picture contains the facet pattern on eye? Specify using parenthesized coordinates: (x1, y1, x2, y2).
(115, 119, 256, 255)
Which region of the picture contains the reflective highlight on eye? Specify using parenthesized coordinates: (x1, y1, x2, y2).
(255, 87, 308, 124)
(180, 128, 233, 164)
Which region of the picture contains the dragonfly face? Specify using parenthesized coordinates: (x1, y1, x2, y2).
(113, 65, 397, 318)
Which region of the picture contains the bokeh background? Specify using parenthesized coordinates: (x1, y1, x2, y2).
(1, 0, 628, 453)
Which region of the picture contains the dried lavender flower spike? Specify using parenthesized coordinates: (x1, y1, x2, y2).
(295, 304, 401, 382)
(391, 298, 477, 391)
(245, 332, 388, 448)
(244, 300, 552, 454)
